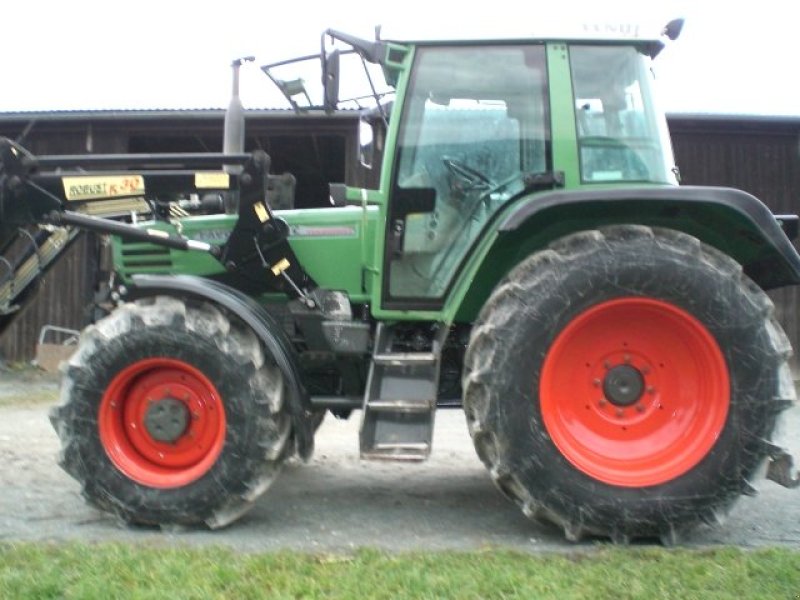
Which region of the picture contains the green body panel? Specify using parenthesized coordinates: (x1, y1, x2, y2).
(278, 206, 379, 301)
(367, 46, 414, 319)
(450, 191, 773, 322)
(115, 207, 381, 302)
(114, 216, 232, 281)
(547, 44, 581, 189)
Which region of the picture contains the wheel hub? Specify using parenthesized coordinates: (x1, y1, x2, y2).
(143, 397, 189, 443)
(603, 364, 644, 407)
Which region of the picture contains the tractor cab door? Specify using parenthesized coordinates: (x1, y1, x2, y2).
(382, 44, 550, 309)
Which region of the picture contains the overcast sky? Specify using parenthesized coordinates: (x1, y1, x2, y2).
(0, 0, 796, 116)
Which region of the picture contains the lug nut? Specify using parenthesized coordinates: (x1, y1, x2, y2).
(615, 408, 624, 418)
(635, 404, 645, 413)
(599, 399, 607, 407)
(593, 378, 601, 387)
(647, 386, 656, 395)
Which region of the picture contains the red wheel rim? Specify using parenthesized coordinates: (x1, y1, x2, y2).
(98, 358, 226, 488)
(540, 297, 729, 487)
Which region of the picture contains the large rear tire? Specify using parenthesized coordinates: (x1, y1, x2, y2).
(463, 226, 795, 542)
(50, 296, 292, 529)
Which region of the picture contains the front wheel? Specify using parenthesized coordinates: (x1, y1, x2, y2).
(463, 226, 794, 542)
(50, 296, 292, 528)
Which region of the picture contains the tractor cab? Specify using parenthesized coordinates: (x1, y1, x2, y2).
(261, 23, 682, 313)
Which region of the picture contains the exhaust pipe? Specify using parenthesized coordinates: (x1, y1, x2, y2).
(222, 56, 254, 213)
(223, 56, 255, 166)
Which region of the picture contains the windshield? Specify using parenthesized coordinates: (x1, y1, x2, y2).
(389, 44, 549, 299)
(570, 45, 677, 184)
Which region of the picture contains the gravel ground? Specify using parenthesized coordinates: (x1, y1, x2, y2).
(0, 369, 798, 552)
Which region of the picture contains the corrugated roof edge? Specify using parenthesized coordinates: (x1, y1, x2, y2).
(0, 108, 359, 122)
(0, 108, 796, 124)
(668, 112, 800, 124)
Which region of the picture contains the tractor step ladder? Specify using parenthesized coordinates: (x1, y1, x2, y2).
(360, 323, 448, 461)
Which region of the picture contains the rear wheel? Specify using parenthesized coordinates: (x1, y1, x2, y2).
(50, 296, 292, 528)
(463, 226, 794, 542)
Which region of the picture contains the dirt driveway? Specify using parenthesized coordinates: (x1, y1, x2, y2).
(1, 369, 798, 552)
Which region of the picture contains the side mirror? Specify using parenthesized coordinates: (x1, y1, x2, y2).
(358, 119, 375, 169)
(323, 49, 340, 113)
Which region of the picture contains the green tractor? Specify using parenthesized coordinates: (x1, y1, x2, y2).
(0, 19, 798, 542)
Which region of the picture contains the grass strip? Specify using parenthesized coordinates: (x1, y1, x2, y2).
(1, 543, 799, 599)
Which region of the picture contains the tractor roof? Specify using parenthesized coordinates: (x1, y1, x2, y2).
(327, 19, 682, 64)
(378, 18, 680, 46)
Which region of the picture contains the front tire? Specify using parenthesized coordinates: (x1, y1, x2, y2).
(463, 226, 794, 542)
(50, 296, 292, 528)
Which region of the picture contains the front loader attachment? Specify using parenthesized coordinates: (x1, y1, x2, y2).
(0, 137, 316, 339)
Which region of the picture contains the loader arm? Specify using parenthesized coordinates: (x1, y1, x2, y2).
(0, 137, 315, 337)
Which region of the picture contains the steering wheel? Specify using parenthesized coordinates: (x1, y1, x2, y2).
(442, 157, 494, 191)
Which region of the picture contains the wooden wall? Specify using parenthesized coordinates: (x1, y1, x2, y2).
(0, 234, 98, 362)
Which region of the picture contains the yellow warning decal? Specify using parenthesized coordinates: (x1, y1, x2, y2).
(62, 175, 145, 201)
(271, 258, 290, 276)
(195, 172, 230, 189)
(254, 202, 270, 223)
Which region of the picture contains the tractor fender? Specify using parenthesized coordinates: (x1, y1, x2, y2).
(452, 186, 800, 323)
(124, 274, 315, 460)
(499, 186, 800, 290)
